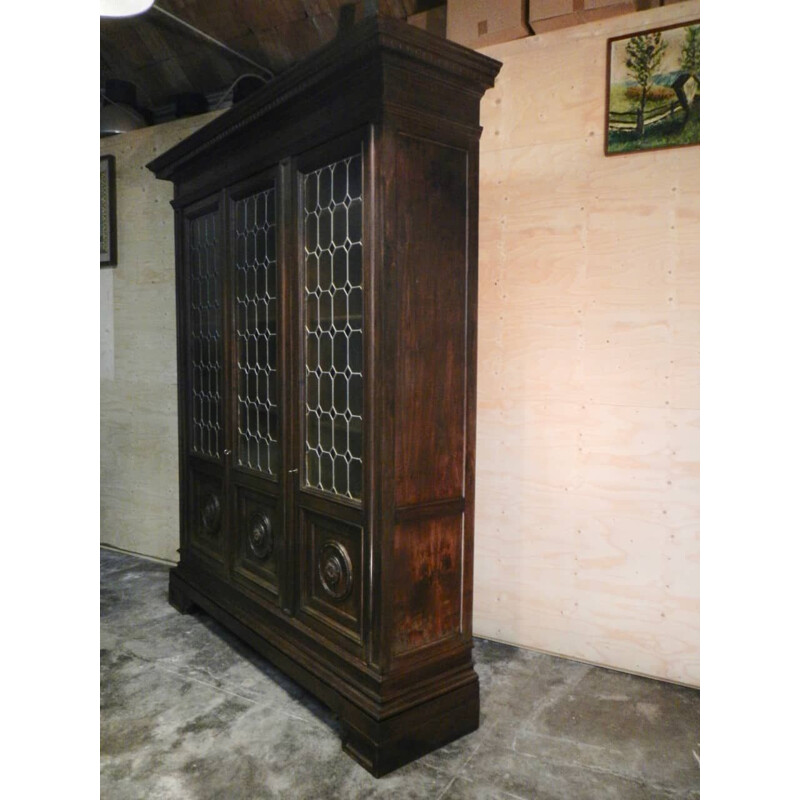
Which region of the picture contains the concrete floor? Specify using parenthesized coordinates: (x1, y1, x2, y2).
(100, 547, 700, 799)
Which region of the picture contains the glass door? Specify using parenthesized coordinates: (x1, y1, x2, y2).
(182, 196, 228, 570)
(226, 168, 287, 608)
(292, 134, 370, 656)
(301, 151, 364, 502)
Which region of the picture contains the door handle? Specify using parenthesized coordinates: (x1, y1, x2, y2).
(224, 449, 232, 456)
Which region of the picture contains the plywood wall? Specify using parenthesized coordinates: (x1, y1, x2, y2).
(473, 1, 699, 686)
(100, 112, 221, 563)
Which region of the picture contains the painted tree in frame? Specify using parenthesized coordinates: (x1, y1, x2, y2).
(605, 20, 700, 155)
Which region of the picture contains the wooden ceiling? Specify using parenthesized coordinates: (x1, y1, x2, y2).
(101, 0, 441, 113)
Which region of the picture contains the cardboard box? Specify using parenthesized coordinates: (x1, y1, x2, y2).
(407, 5, 447, 39)
(529, 0, 574, 21)
(529, 1, 662, 34)
(447, 0, 531, 50)
(584, 0, 636, 8)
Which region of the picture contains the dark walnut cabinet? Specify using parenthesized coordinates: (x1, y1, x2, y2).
(148, 17, 500, 776)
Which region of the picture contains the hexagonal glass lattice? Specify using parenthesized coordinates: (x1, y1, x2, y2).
(188, 211, 222, 458)
(234, 184, 280, 476)
(303, 154, 363, 500)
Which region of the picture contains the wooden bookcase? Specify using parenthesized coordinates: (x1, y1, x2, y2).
(148, 16, 500, 776)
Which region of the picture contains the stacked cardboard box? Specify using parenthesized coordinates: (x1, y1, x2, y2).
(446, 1, 531, 49)
(435, 1, 690, 50)
(529, 1, 674, 34)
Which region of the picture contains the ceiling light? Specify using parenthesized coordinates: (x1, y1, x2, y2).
(100, 0, 155, 18)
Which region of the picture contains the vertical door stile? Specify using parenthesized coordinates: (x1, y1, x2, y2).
(280, 156, 296, 616)
(364, 127, 378, 670)
(175, 204, 191, 561)
(292, 157, 306, 618)
(221, 186, 235, 578)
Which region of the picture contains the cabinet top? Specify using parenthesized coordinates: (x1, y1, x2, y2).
(147, 15, 502, 182)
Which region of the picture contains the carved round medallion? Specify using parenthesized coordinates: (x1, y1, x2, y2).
(318, 540, 353, 601)
(199, 492, 221, 536)
(248, 511, 274, 560)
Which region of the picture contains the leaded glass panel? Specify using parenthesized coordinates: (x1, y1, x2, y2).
(188, 211, 222, 458)
(303, 154, 363, 501)
(234, 183, 280, 476)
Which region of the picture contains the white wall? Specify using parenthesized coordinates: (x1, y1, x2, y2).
(100, 112, 221, 562)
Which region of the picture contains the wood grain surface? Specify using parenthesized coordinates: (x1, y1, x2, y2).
(473, 1, 699, 686)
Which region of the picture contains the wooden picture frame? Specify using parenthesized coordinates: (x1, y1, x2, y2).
(605, 20, 700, 156)
(101, 155, 117, 267)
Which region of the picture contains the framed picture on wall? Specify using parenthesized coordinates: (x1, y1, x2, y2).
(605, 20, 700, 156)
(101, 155, 117, 267)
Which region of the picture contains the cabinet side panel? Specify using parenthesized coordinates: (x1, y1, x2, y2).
(394, 135, 468, 508)
(392, 514, 463, 657)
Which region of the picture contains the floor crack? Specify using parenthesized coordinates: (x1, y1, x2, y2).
(150, 660, 260, 705)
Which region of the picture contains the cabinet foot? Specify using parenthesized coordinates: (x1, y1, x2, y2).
(340, 677, 479, 777)
(168, 570, 197, 615)
(163, 565, 480, 776)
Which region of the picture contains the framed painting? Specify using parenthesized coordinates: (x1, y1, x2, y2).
(101, 154, 117, 267)
(605, 20, 700, 156)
